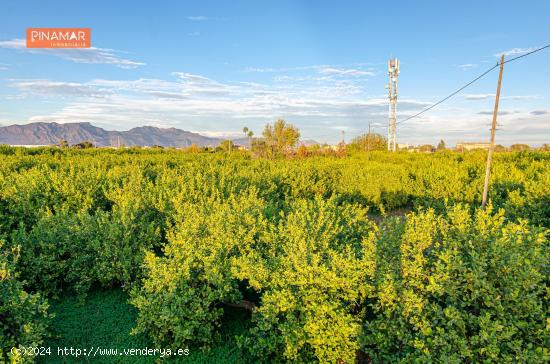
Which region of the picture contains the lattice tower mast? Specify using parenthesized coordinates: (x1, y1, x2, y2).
(386, 58, 399, 151)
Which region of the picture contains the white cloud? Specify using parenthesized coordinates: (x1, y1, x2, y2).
(199, 130, 244, 138)
(244, 65, 328, 73)
(12, 70, 430, 137)
(318, 67, 375, 77)
(0, 38, 145, 68)
(187, 32, 201, 37)
(495, 47, 537, 57)
(394, 108, 550, 146)
(243, 67, 279, 73)
(464, 93, 495, 100)
(8, 70, 548, 145)
(464, 94, 540, 101)
(172, 72, 243, 96)
(458, 63, 476, 70)
(504, 95, 541, 100)
(478, 110, 521, 116)
(10, 79, 112, 98)
(243, 64, 377, 77)
(0, 39, 23, 48)
(89, 78, 181, 93)
(187, 16, 211, 21)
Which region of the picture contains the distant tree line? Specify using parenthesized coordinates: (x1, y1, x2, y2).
(57, 128, 548, 155)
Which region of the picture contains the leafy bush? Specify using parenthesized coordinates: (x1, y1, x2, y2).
(132, 200, 549, 363)
(10, 210, 161, 297)
(131, 190, 268, 349)
(233, 197, 376, 363)
(1, 242, 51, 363)
(10, 214, 95, 296)
(0, 148, 548, 363)
(362, 205, 549, 363)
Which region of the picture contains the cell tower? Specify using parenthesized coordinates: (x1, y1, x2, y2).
(386, 58, 399, 151)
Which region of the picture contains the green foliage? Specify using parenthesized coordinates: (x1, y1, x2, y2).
(131, 190, 267, 350)
(362, 205, 549, 363)
(234, 197, 376, 363)
(348, 133, 387, 152)
(10, 214, 97, 296)
(1, 242, 51, 364)
(0, 148, 548, 363)
(11, 209, 161, 297)
(510, 144, 530, 151)
(217, 140, 235, 153)
(2, 163, 164, 297)
(262, 119, 300, 156)
(41, 289, 151, 363)
(43, 289, 255, 363)
(419, 144, 435, 152)
(71, 141, 94, 149)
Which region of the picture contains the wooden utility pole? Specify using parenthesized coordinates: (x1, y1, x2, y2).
(367, 122, 371, 153)
(481, 54, 505, 209)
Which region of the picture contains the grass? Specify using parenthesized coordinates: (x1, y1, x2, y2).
(40, 289, 255, 363)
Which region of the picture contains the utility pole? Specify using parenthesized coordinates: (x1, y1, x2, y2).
(341, 130, 345, 145)
(482, 54, 505, 209)
(367, 122, 371, 153)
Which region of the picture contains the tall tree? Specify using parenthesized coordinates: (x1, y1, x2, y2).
(243, 127, 254, 148)
(218, 140, 234, 153)
(419, 144, 435, 152)
(262, 119, 300, 155)
(510, 144, 530, 152)
(347, 133, 387, 152)
(72, 141, 94, 149)
(437, 139, 446, 151)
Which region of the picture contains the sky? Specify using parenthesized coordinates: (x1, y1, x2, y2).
(0, 0, 549, 146)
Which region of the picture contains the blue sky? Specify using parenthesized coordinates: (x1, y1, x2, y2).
(0, 0, 549, 145)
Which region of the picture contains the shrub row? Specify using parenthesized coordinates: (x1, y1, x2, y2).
(0, 150, 548, 228)
(1, 241, 51, 363)
(0, 149, 547, 362)
(131, 194, 548, 363)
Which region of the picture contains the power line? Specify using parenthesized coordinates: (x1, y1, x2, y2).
(301, 44, 550, 141)
(503, 44, 550, 63)
(396, 43, 550, 125)
(397, 65, 498, 125)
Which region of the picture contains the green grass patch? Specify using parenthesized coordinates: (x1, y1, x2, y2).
(40, 289, 254, 363)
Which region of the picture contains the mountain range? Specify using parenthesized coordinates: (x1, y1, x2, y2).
(0, 122, 248, 147)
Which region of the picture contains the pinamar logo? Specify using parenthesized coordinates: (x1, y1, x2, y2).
(26, 28, 91, 48)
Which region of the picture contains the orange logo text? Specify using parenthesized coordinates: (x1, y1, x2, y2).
(26, 28, 91, 48)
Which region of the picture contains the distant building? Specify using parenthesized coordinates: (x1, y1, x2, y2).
(397, 143, 410, 149)
(398, 143, 423, 152)
(456, 142, 490, 151)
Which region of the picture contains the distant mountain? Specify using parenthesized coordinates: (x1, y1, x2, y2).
(0, 122, 223, 147)
(0, 122, 318, 148)
(300, 139, 321, 146)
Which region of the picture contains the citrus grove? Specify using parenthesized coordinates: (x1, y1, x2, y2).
(0, 144, 548, 363)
